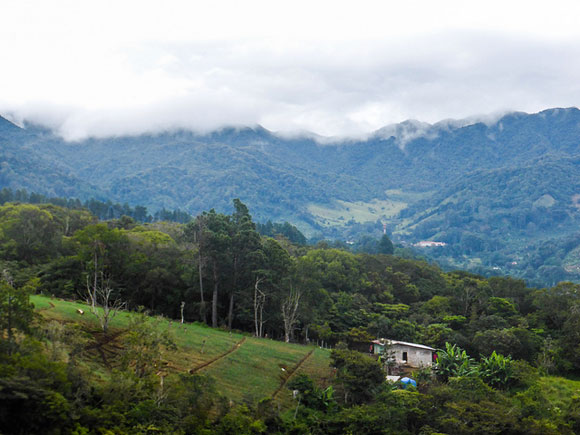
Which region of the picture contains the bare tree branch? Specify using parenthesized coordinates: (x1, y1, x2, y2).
(86, 272, 125, 333)
(282, 284, 302, 343)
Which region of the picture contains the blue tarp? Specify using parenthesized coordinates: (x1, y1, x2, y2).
(400, 377, 417, 388)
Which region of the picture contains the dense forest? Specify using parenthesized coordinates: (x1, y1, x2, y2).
(1, 199, 580, 433)
(4, 109, 580, 287)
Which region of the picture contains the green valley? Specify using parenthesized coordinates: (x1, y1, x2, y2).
(3, 107, 580, 285)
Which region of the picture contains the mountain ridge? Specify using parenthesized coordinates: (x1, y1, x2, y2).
(3, 107, 580, 285)
(2, 106, 580, 215)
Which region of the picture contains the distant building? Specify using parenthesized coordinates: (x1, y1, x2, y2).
(414, 241, 447, 248)
(371, 339, 435, 367)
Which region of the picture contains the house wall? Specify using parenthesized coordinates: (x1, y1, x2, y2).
(391, 344, 432, 367)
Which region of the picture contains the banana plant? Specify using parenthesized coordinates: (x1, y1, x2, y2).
(434, 342, 477, 381)
(478, 351, 514, 389)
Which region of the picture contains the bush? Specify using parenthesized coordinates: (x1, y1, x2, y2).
(330, 348, 385, 405)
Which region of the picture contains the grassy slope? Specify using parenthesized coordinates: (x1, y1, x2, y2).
(307, 197, 408, 227)
(32, 295, 332, 406)
(536, 376, 580, 410)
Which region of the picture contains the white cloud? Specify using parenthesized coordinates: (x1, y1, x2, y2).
(1, 1, 580, 139)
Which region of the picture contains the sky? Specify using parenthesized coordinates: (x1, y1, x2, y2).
(2, 0, 580, 140)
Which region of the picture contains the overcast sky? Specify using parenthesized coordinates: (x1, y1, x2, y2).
(2, 0, 580, 140)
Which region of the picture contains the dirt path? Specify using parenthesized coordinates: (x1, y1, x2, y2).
(272, 349, 315, 398)
(189, 337, 247, 374)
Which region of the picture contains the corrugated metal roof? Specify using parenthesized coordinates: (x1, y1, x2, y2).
(371, 339, 435, 351)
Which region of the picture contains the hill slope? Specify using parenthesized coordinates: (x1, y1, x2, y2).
(33, 295, 332, 406)
(3, 108, 580, 284)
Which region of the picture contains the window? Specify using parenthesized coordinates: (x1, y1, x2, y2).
(402, 351, 408, 362)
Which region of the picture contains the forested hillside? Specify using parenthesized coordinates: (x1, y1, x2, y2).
(3, 108, 580, 286)
(403, 156, 580, 286)
(1, 200, 580, 433)
(0, 199, 578, 367)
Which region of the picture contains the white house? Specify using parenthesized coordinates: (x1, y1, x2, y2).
(371, 339, 435, 367)
(414, 241, 447, 248)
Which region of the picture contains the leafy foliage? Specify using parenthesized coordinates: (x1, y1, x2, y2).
(477, 351, 514, 389)
(0, 197, 580, 432)
(6, 109, 580, 287)
(0, 271, 35, 353)
(330, 347, 386, 405)
(434, 343, 477, 381)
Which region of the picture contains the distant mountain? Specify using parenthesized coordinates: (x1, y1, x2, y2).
(0, 116, 103, 199)
(2, 107, 580, 285)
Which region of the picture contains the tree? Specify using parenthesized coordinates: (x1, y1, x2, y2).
(485, 297, 518, 318)
(330, 347, 385, 404)
(445, 273, 490, 316)
(532, 282, 580, 331)
(560, 301, 580, 372)
(472, 328, 520, 358)
(121, 309, 176, 378)
(253, 238, 292, 338)
(281, 284, 302, 343)
(0, 270, 34, 354)
(0, 203, 61, 264)
(124, 228, 183, 315)
(85, 271, 125, 334)
(184, 215, 208, 323)
(253, 276, 266, 338)
(74, 223, 128, 312)
(302, 249, 363, 294)
(378, 235, 394, 255)
(201, 210, 233, 328)
(287, 374, 335, 411)
(228, 199, 262, 330)
(74, 224, 128, 332)
(378, 341, 397, 375)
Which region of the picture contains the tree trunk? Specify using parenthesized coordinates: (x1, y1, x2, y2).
(227, 292, 234, 330)
(282, 285, 301, 343)
(92, 248, 98, 310)
(212, 263, 219, 328)
(259, 307, 264, 338)
(228, 258, 238, 331)
(253, 276, 265, 337)
(198, 251, 206, 324)
(7, 293, 13, 353)
(228, 257, 238, 330)
(254, 279, 259, 337)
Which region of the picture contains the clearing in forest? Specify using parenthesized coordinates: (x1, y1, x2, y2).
(32, 295, 332, 405)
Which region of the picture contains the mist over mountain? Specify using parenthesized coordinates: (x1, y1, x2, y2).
(2, 107, 580, 285)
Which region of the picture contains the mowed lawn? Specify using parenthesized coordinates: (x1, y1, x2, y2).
(31, 295, 332, 403)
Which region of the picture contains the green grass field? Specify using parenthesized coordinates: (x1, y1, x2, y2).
(31, 295, 332, 405)
(307, 197, 407, 227)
